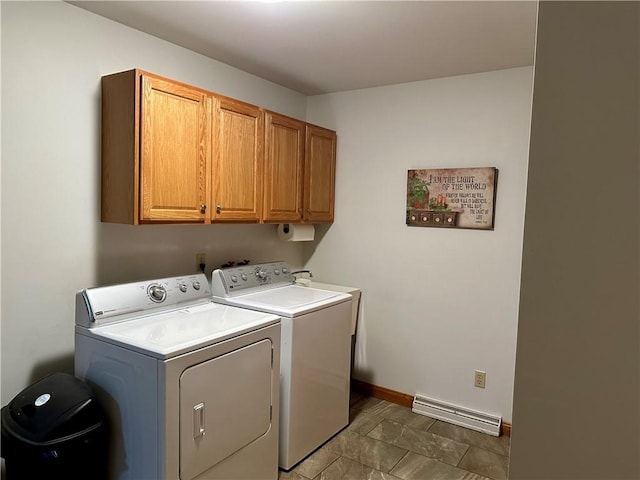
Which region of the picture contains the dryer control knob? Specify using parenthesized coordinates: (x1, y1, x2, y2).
(255, 268, 267, 280)
(148, 284, 167, 303)
(192, 281, 201, 290)
(179, 283, 188, 293)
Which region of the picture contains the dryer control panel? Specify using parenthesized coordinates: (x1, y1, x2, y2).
(76, 273, 212, 327)
(212, 261, 294, 297)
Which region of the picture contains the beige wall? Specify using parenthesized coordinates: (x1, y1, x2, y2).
(510, 2, 639, 478)
(3, 0, 538, 447)
(0, 1, 307, 406)
(305, 66, 534, 423)
(1, 2, 537, 420)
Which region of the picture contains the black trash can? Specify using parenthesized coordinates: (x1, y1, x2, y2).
(1, 372, 108, 480)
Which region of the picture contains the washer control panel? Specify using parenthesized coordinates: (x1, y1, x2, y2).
(78, 273, 211, 327)
(211, 261, 294, 296)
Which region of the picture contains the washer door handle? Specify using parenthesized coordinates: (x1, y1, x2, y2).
(193, 402, 205, 438)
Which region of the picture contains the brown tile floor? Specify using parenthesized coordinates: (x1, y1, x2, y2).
(279, 394, 510, 480)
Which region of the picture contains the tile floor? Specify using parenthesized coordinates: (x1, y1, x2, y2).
(278, 394, 510, 480)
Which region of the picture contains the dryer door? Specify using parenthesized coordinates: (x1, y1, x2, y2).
(179, 339, 273, 480)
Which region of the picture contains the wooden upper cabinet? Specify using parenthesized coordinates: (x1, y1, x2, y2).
(303, 125, 337, 223)
(212, 96, 264, 222)
(140, 75, 210, 222)
(262, 112, 305, 223)
(101, 69, 337, 225)
(101, 69, 210, 224)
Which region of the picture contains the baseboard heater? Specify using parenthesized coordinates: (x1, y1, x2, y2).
(412, 394, 502, 437)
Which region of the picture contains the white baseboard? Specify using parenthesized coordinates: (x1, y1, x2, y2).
(412, 394, 501, 437)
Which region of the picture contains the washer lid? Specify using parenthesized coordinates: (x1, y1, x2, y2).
(214, 285, 351, 317)
(77, 302, 279, 359)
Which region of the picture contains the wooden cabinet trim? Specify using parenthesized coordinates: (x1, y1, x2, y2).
(101, 69, 139, 224)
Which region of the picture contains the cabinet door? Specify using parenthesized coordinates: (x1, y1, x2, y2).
(303, 125, 336, 223)
(140, 75, 210, 222)
(263, 112, 305, 223)
(212, 97, 264, 222)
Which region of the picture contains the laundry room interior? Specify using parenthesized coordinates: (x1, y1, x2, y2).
(1, 2, 638, 480)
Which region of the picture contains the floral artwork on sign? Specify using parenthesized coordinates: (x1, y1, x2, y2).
(406, 167, 498, 230)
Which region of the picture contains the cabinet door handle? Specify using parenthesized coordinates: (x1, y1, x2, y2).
(306, 208, 311, 214)
(216, 204, 222, 214)
(200, 204, 207, 214)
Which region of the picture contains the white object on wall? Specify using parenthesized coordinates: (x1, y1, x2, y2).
(412, 394, 501, 436)
(277, 224, 315, 242)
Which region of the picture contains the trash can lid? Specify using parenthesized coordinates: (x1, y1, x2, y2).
(1, 372, 102, 444)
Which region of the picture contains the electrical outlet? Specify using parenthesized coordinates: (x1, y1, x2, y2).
(195, 253, 206, 270)
(474, 370, 486, 389)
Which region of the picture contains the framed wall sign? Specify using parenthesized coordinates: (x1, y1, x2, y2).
(406, 167, 498, 230)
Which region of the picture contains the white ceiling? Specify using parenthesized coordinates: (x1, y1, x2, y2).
(70, 1, 538, 95)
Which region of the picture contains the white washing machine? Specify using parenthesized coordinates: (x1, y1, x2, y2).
(211, 262, 352, 470)
(74, 273, 280, 480)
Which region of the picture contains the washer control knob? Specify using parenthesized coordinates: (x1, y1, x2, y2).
(148, 284, 167, 303)
(282, 267, 289, 274)
(192, 281, 201, 291)
(255, 268, 267, 280)
(231, 275, 238, 283)
(179, 283, 188, 293)
(274, 269, 280, 275)
(241, 273, 248, 281)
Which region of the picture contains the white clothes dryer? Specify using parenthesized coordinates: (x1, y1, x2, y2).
(211, 262, 352, 470)
(74, 273, 280, 480)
